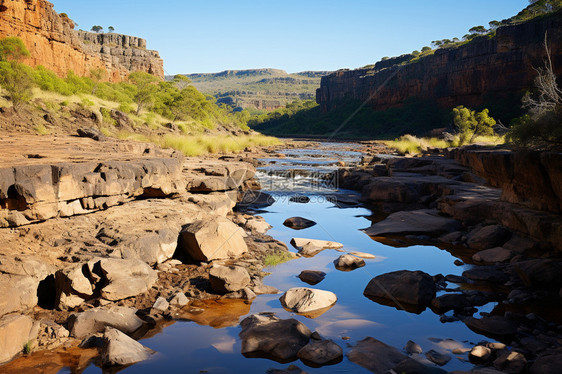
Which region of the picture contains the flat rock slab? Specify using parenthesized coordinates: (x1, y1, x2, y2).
(298, 270, 326, 285)
(280, 287, 337, 315)
(239, 314, 312, 362)
(347, 337, 413, 374)
(349, 251, 376, 259)
(290, 238, 343, 257)
(283, 217, 317, 230)
(98, 258, 158, 301)
(364, 209, 461, 237)
(473, 247, 514, 263)
(69, 306, 145, 339)
(464, 316, 518, 340)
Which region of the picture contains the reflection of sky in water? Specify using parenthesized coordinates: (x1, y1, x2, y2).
(79, 144, 497, 373)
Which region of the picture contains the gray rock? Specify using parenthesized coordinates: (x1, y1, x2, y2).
(69, 306, 144, 339)
(404, 340, 423, 354)
(178, 217, 248, 262)
(298, 271, 326, 286)
(98, 258, 157, 301)
(0, 275, 40, 317)
(469, 345, 492, 364)
(209, 265, 251, 293)
(283, 217, 317, 230)
(425, 349, 451, 366)
(494, 350, 527, 374)
(239, 314, 312, 361)
(364, 270, 436, 313)
(280, 287, 337, 314)
(333, 254, 365, 271)
(77, 127, 106, 141)
(297, 339, 343, 365)
(101, 327, 152, 366)
(169, 292, 189, 307)
(253, 283, 280, 295)
(152, 297, 169, 313)
(462, 266, 508, 283)
(431, 293, 472, 313)
(466, 225, 511, 250)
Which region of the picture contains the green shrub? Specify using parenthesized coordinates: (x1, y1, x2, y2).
(0, 61, 34, 110)
(453, 106, 496, 145)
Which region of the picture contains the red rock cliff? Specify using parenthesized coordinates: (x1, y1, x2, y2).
(0, 0, 164, 82)
(317, 12, 562, 121)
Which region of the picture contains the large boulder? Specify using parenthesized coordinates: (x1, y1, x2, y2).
(0, 314, 36, 364)
(466, 225, 511, 250)
(280, 287, 337, 315)
(101, 327, 153, 366)
(178, 217, 248, 262)
(363, 209, 461, 237)
(472, 247, 514, 263)
(283, 217, 317, 230)
(209, 265, 251, 293)
(297, 339, 343, 366)
(239, 314, 312, 361)
(364, 270, 436, 313)
(290, 238, 343, 257)
(98, 258, 157, 301)
(69, 306, 145, 339)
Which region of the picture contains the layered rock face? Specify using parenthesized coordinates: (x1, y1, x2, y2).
(0, 0, 163, 81)
(317, 12, 562, 118)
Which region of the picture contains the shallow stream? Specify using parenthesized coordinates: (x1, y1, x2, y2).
(25, 143, 503, 373)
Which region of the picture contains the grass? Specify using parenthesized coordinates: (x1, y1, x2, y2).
(115, 132, 282, 156)
(23, 341, 33, 355)
(386, 134, 505, 155)
(33, 123, 49, 135)
(264, 250, 294, 267)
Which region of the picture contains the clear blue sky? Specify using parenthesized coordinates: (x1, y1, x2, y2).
(51, 0, 529, 75)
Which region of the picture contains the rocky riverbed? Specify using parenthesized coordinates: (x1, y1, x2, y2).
(0, 136, 561, 374)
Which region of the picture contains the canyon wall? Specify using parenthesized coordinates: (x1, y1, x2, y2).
(0, 0, 164, 82)
(317, 11, 562, 121)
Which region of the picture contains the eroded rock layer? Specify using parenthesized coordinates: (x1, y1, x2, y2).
(0, 0, 164, 81)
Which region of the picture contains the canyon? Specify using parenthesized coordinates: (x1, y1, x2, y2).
(0, 0, 164, 81)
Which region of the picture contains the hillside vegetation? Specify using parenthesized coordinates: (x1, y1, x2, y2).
(174, 68, 330, 112)
(0, 37, 280, 155)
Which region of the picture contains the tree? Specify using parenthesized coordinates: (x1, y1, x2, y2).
(509, 33, 562, 145)
(108, 26, 115, 33)
(469, 26, 488, 35)
(91, 25, 103, 33)
(421, 46, 432, 53)
(0, 62, 34, 111)
(411, 50, 420, 56)
(453, 106, 496, 144)
(89, 68, 107, 94)
(489, 20, 502, 30)
(0, 37, 30, 62)
(128, 72, 159, 115)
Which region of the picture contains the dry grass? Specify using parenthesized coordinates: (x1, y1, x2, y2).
(386, 134, 505, 155)
(115, 132, 282, 156)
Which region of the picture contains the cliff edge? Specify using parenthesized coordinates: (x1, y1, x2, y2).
(317, 11, 562, 123)
(0, 0, 164, 81)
